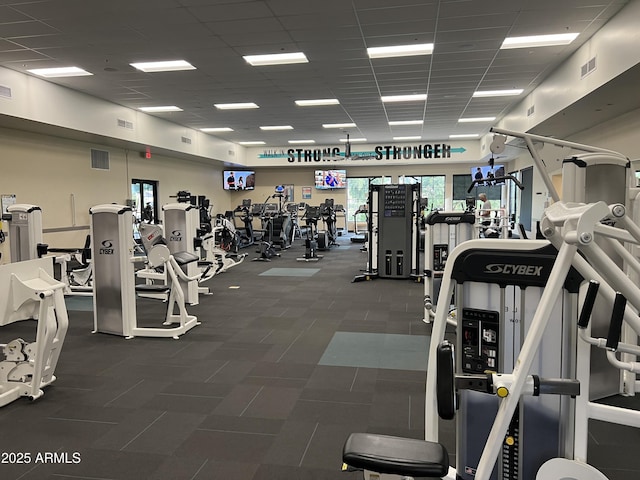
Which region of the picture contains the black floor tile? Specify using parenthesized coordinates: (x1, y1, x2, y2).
(1, 237, 638, 479)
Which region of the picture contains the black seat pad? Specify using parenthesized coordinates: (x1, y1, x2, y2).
(172, 251, 199, 266)
(343, 433, 448, 478)
(135, 284, 170, 293)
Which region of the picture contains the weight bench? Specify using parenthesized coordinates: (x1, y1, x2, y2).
(343, 433, 449, 478)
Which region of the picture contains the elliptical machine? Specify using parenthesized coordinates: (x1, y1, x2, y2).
(270, 185, 292, 250)
(297, 205, 323, 262)
(233, 199, 255, 249)
(252, 195, 280, 262)
(318, 198, 339, 250)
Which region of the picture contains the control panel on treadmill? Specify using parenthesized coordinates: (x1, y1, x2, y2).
(460, 308, 499, 374)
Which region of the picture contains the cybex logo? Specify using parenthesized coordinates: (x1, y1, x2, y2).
(484, 264, 543, 276)
(444, 216, 461, 222)
(169, 229, 182, 242)
(99, 239, 114, 255)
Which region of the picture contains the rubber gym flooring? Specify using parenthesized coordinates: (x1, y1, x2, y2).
(0, 234, 639, 480)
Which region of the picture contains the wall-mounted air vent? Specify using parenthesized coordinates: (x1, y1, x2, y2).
(228, 150, 235, 156)
(90, 149, 110, 170)
(181, 136, 192, 145)
(0, 85, 12, 99)
(117, 118, 134, 130)
(581, 56, 597, 78)
(527, 105, 535, 117)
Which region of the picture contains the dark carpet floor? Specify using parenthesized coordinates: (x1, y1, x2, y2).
(0, 234, 638, 479)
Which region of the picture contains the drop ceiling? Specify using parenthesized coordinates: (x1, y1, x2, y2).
(0, 0, 631, 147)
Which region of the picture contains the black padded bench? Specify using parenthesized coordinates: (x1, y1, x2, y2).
(172, 251, 199, 266)
(135, 284, 170, 294)
(343, 433, 449, 478)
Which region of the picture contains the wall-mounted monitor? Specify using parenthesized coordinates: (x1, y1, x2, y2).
(224, 170, 255, 191)
(315, 169, 347, 189)
(471, 165, 505, 184)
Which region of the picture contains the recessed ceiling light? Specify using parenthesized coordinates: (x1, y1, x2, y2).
(295, 98, 340, 106)
(389, 120, 423, 126)
(288, 140, 316, 144)
(322, 123, 356, 129)
(239, 141, 265, 145)
(458, 117, 496, 123)
(381, 94, 427, 103)
(449, 134, 479, 139)
(201, 127, 234, 133)
(260, 125, 293, 131)
(243, 52, 308, 66)
(27, 66, 92, 78)
(393, 136, 421, 141)
(501, 33, 579, 50)
(214, 102, 259, 110)
(130, 60, 196, 72)
(340, 137, 367, 142)
(139, 106, 183, 112)
(473, 89, 523, 97)
(367, 43, 434, 59)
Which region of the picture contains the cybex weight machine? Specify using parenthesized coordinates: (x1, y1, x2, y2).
(90, 204, 199, 340)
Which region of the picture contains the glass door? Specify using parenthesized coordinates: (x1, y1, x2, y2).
(131, 179, 158, 240)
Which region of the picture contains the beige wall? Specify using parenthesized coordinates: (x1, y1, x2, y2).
(0, 126, 498, 265)
(0, 127, 227, 263)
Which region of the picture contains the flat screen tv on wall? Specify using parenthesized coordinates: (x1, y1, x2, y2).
(471, 165, 505, 184)
(223, 170, 255, 191)
(314, 169, 346, 189)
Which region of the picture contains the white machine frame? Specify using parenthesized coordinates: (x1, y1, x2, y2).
(6, 203, 93, 296)
(422, 131, 640, 479)
(90, 204, 199, 340)
(343, 130, 639, 480)
(0, 257, 68, 406)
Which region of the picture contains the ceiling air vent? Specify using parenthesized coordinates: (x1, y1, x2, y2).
(181, 136, 192, 145)
(117, 118, 134, 130)
(0, 85, 12, 99)
(90, 149, 110, 170)
(581, 56, 596, 78)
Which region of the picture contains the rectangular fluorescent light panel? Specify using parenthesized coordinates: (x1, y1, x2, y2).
(340, 137, 366, 142)
(295, 98, 340, 106)
(27, 67, 92, 77)
(288, 140, 316, 144)
(139, 106, 183, 112)
(473, 89, 523, 97)
(201, 127, 233, 132)
(323, 123, 356, 128)
(130, 60, 196, 72)
(381, 94, 427, 103)
(501, 33, 579, 49)
(243, 52, 308, 66)
(260, 125, 293, 131)
(368, 43, 433, 59)
(214, 102, 259, 110)
(449, 134, 479, 139)
(389, 120, 423, 126)
(458, 117, 496, 123)
(239, 141, 265, 145)
(393, 136, 421, 141)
